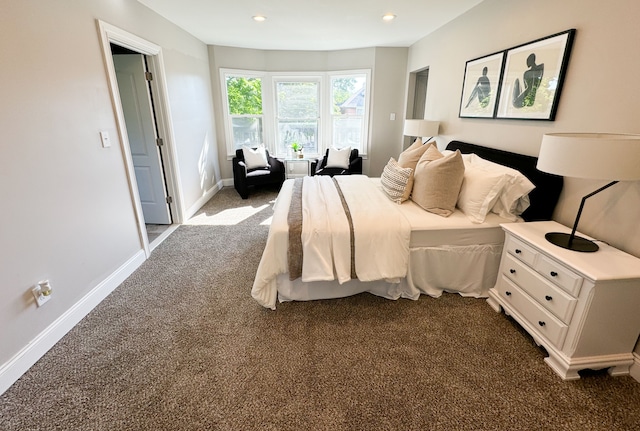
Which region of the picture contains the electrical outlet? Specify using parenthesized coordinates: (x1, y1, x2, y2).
(31, 281, 52, 307)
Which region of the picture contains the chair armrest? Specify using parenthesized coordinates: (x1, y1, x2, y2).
(268, 155, 284, 172)
(310, 157, 323, 175)
(349, 156, 363, 174)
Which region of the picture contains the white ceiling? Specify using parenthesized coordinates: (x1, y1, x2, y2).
(137, 0, 484, 51)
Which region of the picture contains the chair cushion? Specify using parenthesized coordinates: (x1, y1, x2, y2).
(246, 168, 271, 177)
(315, 167, 348, 176)
(242, 145, 269, 170)
(325, 147, 351, 169)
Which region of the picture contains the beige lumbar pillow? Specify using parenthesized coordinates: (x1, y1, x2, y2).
(411, 146, 465, 217)
(397, 138, 432, 172)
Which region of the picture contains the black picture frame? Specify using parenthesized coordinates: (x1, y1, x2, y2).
(459, 51, 505, 118)
(495, 29, 575, 121)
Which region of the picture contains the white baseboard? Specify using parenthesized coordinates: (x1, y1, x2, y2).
(184, 181, 225, 220)
(0, 250, 146, 395)
(630, 352, 640, 383)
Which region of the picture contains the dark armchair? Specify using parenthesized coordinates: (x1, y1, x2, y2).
(311, 148, 363, 177)
(233, 148, 285, 199)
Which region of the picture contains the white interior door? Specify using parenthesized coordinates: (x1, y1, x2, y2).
(113, 54, 171, 225)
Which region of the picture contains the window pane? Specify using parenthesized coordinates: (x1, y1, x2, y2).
(226, 76, 262, 115)
(331, 75, 367, 152)
(277, 120, 318, 155)
(276, 81, 319, 155)
(333, 117, 362, 149)
(332, 76, 365, 115)
(231, 117, 263, 149)
(277, 82, 318, 118)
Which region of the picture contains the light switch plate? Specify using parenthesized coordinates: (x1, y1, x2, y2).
(100, 131, 111, 148)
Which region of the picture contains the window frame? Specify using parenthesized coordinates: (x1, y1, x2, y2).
(220, 69, 269, 156)
(220, 68, 371, 159)
(327, 71, 371, 157)
(272, 74, 323, 157)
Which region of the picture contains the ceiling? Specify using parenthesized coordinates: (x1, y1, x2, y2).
(137, 0, 484, 51)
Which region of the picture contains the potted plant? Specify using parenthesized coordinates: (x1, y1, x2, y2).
(291, 142, 303, 158)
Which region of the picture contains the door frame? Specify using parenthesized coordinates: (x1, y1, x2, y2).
(97, 20, 183, 257)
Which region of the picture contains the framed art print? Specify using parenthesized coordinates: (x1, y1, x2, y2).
(496, 29, 575, 120)
(459, 51, 505, 118)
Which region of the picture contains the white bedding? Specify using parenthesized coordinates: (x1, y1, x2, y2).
(252, 176, 514, 309)
(299, 175, 410, 283)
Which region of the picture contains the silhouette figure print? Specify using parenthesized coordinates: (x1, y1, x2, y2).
(465, 66, 491, 108)
(512, 53, 544, 108)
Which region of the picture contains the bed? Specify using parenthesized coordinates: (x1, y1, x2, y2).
(252, 141, 563, 309)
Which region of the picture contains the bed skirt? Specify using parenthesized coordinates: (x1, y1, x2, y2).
(276, 243, 503, 304)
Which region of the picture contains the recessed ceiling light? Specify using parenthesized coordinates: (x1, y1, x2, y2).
(382, 13, 396, 21)
(252, 15, 267, 22)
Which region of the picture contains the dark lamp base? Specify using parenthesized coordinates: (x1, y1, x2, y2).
(545, 232, 599, 253)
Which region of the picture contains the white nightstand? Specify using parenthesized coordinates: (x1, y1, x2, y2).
(283, 158, 311, 179)
(487, 221, 640, 380)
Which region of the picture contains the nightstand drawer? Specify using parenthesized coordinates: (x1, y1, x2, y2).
(535, 255, 583, 296)
(505, 235, 537, 267)
(496, 277, 568, 348)
(502, 254, 577, 324)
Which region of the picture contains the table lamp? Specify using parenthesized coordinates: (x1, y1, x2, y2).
(536, 133, 640, 252)
(403, 119, 439, 144)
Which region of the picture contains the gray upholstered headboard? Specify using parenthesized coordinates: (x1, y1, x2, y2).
(445, 140, 563, 222)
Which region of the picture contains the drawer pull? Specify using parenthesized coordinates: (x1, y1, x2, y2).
(515, 249, 522, 254)
(545, 295, 553, 301)
(505, 291, 512, 296)
(538, 321, 546, 327)
(550, 271, 558, 277)
(509, 269, 516, 274)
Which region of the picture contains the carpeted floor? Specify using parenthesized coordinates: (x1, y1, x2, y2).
(2, 186, 640, 431)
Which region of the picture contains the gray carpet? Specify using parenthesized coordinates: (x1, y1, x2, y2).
(2, 186, 640, 431)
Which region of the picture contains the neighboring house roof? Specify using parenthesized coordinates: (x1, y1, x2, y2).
(340, 87, 365, 112)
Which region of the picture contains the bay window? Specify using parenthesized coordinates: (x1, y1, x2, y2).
(221, 69, 370, 159)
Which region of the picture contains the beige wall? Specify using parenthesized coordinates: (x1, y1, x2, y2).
(408, 0, 640, 258)
(208, 45, 408, 179)
(0, 0, 219, 384)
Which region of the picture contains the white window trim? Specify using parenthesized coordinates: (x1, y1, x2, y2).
(220, 68, 371, 159)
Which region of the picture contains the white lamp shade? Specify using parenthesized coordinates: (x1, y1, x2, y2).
(403, 119, 439, 138)
(537, 133, 640, 181)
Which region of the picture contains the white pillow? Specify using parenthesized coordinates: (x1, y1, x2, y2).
(457, 165, 508, 223)
(468, 154, 535, 221)
(242, 145, 269, 170)
(326, 147, 351, 169)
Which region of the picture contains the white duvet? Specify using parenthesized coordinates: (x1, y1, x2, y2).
(252, 175, 411, 309)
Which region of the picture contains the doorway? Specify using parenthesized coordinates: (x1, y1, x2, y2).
(98, 21, 182, 255)
(412, 68, 429, 119)
(112, 46, 172, 228)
